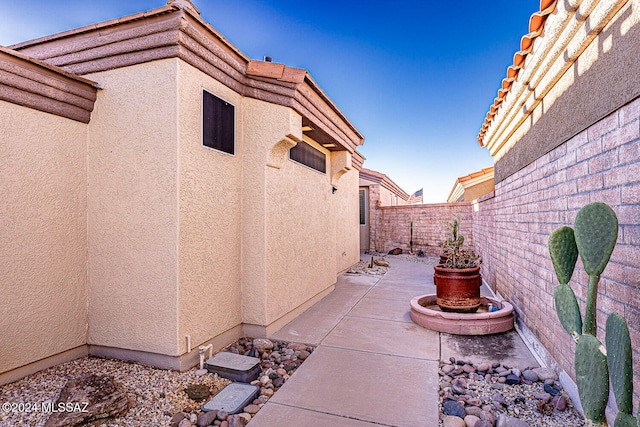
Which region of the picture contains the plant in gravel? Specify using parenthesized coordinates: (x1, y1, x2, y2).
(410, 221, 414, 253)
(439, 218, 481, 269)
(549, 202, 637, 427)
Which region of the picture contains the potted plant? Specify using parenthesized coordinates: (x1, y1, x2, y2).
(434, 218, 482, 312)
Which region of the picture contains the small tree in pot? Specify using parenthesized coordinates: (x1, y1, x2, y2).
(435, 218, 482, 312)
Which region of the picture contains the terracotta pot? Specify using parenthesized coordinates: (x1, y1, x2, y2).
(433, 265, 482, 313)
(439, 255, 448, 265)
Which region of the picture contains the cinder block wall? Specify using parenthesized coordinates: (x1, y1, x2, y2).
(371, 203, 473, 256)
(474, 98, 640, 404)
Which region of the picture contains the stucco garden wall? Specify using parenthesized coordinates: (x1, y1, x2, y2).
(176, 60, 244, 357)
(370, 203, 473, 256)
(86, 59, 180, 357)
(0, 100, 89, 380)
(335, 168, 361, 274)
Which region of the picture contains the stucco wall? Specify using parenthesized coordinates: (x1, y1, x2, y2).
(86, 59, 180, 356)
(0, 100, 88, 374)
(264, 138, 336, 324)
(371, 203, 473, 256)
(463, 179, 494, 202)
(176, 60, 243, 353)
(335, 168, 360, 273)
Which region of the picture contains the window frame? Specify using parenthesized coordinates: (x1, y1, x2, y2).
(288, 140, 327, 174)
(201, 88, 236, 156)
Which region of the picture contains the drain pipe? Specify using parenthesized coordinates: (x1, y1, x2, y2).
(199, 344, 213, 370)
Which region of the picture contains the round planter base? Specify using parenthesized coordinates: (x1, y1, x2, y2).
(410, 294, 514, 335)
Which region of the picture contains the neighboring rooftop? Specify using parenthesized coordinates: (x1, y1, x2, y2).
(359, 167, 410, 201)
(446, 166, 494, 203)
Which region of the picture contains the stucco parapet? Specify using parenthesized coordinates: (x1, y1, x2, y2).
(359, 168, 410, 200)
(0, 47, 97, 122)
(481, 0, 628, 158)
(11, 4, 363, 154)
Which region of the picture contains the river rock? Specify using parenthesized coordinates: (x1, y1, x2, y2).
(464, 415, 480, 427)
(521, 370, 539, 382)
(532, 368, 557, 381)
(465, 406, 483, 418)
(197, 410, 218, 427)
(444, 416, 466, 427)
(505, 374, 521, 385)
(443, 400, 466, 418)
(496, 414, 530, 427)
(252, 338, 274, 352)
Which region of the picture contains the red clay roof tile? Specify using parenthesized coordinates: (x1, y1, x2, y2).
(478, 0, 558, 147)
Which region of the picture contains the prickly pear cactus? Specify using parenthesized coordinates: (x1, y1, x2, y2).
(554, 283, 582, 338)
(549, 202, 626, 427)
(606, 312, 637, 427)
(576, 334, 609, 425)
(549, 226, 579, 284)
(574, 202, 618, 277)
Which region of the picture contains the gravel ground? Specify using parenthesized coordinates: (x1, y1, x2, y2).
(439, 359, 585, 427)
(0, 338, 313, 427)
(0, 357, 230, 427)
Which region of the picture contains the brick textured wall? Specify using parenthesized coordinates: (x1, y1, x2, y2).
(474, 97, 640, 404)
(371, 203, 473, 256)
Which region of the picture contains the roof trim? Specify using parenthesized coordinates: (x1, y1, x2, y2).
(477, 0, 557, 146)
(10, 2, 363, 152)
(0, 46, 97, 123)
(478, 0, 628, 157)
(359, 167, 410, 200)
(446, 167, 494, 203)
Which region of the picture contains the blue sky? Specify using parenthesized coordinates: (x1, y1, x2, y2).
(1, 0, 538, 202)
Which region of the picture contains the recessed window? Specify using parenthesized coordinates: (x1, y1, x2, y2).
(203, 89, 235, 155)
(359, 189, 367, 225)
(289, 141, 326, 173)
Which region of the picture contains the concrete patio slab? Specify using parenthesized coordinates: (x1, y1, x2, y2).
(365, 286, 429, 302)
(440, 330, 538, 369)
(270, 313, 344, 346)
(348, 295, 414, 323)
(323, 315, 439, 360)
(248, 403, 383, 426)
(269, 346, 439, 427)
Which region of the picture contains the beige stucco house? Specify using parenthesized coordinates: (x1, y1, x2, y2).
(0, 0, 364, 385)
(358, 167, 410, 251)
(446, 166, 494, 203)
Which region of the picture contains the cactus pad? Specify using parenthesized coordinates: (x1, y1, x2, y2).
(575, 335, 609, 423)
(614, 412, 638, 427)
(574, 202, 618, 277)
(606, 312, 634, 415)
(549, 226, 579, 284)
(554, 284, 582, 338)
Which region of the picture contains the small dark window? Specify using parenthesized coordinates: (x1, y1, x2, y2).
(203, 90, 235, 155)
(289, 141, 326, 173)
(359, 189, 367, 225)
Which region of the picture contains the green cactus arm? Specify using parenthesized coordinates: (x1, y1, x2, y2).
(606, 313, 634, 415)
(614, 413, 637, 427)
(574, 202, 618, 277)
(554, 284, 582, 339)
(549, 226, 579, 284)
(584, 275, 600, 336)
(576, 335, 609, 424)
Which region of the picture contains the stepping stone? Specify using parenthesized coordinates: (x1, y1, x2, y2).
(205, 352, 261, 382)
(201, 383, 260, 414)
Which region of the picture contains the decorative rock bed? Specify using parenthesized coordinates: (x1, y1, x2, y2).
(439, 358, 585, 426)
(0, 337, 314, 427)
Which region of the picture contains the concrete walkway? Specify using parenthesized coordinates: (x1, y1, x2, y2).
(248, 256, 537, 426)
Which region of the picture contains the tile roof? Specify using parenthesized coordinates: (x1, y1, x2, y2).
(359, 167, 410, 200)
(477, 0, 557, 147)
